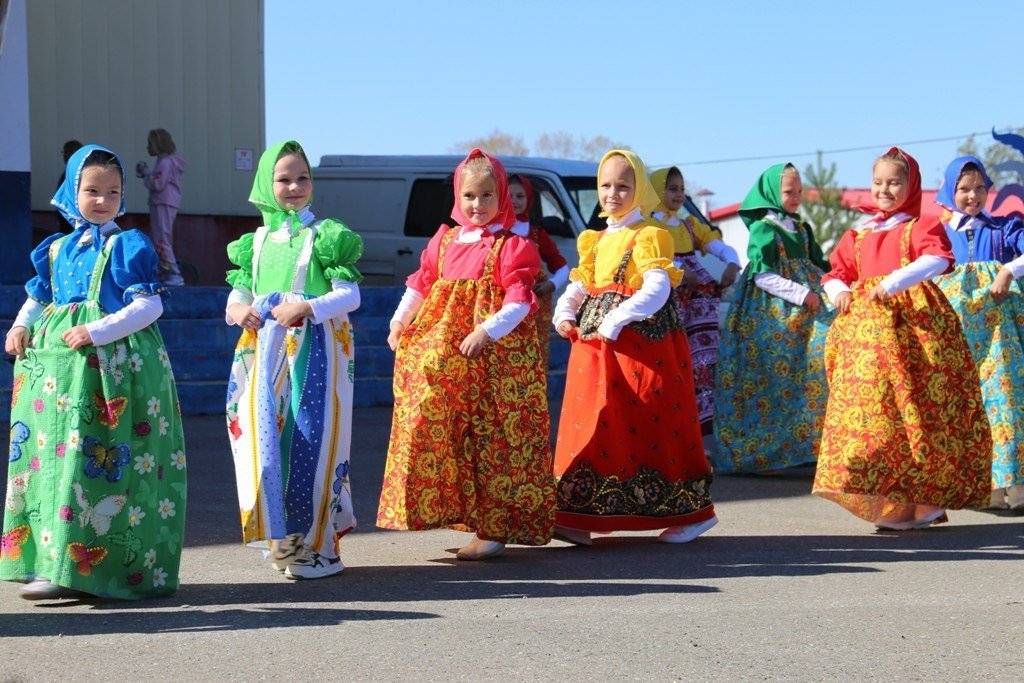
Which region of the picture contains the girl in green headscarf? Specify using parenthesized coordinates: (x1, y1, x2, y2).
(713, 163, 833, 473)
(224, 141, 364, 580)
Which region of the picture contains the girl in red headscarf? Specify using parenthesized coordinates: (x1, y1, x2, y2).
(508, 174, 569, 368)
(378, 149, 555, 560)
(813, 147, 991, 530)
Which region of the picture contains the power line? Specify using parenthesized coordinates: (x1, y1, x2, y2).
(676, 130, 1003, 167)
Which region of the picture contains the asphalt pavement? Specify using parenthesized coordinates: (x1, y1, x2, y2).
(1, 408, 1022, 681)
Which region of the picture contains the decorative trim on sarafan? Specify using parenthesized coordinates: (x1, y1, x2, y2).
(557, 461, 712, 518)
(576, 291, 681, 341)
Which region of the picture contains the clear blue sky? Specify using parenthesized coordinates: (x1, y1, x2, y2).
(266, 0, 1024, 208)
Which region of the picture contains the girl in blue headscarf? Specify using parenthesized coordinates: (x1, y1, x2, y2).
(2, 145, 186, 600)
(933, 155, 1024, 511)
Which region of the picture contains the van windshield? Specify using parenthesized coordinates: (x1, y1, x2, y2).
(562, 176, 605, 229)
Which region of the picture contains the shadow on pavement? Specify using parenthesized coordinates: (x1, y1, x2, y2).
(46, 520, 1024, 617)
(0, 605, 439, 637)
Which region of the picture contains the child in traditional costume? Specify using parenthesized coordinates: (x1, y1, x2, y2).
(3, 145, 186, 600)
(379, 149, 555, 561)
(814, 147, 991, 529)
(933, 156, 1024, 511)
(713, 164, 833, 473)
(649, 166, 741, 442)
(552, 150, 716, 545)
(225, 141, 363, 579)
(508, 174, 569, 368)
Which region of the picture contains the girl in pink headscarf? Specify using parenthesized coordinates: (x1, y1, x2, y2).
(378, 149, 556, 561)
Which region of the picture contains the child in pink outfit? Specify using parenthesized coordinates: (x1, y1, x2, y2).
(137, 128, 186, 286)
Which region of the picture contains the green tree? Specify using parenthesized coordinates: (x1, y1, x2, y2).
(957, 127, 1024, 187)
(800, 151, 860, 253)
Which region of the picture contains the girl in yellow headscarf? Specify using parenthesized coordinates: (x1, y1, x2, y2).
(551, 150, 717, 546)
(649, 166, 740, 443)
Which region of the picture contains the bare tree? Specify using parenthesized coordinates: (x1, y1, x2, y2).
(449, 129, 629, 161)
(535, 131, 629, 161)
(448, 128, 529, 156)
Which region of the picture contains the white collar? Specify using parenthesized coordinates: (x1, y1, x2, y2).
(510, 220, 530, 237)
(652, 210, 681, 227)
(456, 223, 503, 243)
(856, 211, 912, 232)
(764, 211, 798, 233)
(950, 210, 992, 231)
(606, 207, 644, 230)
(76, 221, 119, 245)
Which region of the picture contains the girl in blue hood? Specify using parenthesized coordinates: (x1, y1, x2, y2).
(933, 155, 1024, 510)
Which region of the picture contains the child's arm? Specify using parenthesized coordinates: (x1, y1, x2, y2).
(475, 237, 540, 345)
(388, 226, 445, 349)
(876, 219, 952, 297)
(992, 218, 1024, 300)
(5, 298, 45, 357)
(81, 295, 163, 347)
(142, 157, 167, 192)
(595, 227, 676, 341)
(821, 230, 858, 313)
(746, 220, 816, 308)
(534, 229, 570, 292)
(553, 282, 587, 337)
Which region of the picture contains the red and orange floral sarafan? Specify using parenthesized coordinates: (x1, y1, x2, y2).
(555, 228, 715, 532)
(377, 229, 555, 545)
(813, 221, 992, 522)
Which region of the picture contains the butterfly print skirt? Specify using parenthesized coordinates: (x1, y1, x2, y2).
(1, 299, 186, 598)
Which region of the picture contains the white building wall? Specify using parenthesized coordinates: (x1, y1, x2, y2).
(27, 0, 264, 215)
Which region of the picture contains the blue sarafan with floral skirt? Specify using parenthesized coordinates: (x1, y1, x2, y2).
(1, 145, 186, 599)
(934, 155, 1024, 492)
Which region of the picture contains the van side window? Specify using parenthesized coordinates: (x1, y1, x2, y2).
(405, 178, 456, 237)
(524, 176, 575, 239)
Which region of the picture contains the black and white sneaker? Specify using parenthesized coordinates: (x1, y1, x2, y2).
(284, 549, 344, 580)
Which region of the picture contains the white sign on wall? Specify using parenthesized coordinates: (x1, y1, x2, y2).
(234, 148, 253, 171)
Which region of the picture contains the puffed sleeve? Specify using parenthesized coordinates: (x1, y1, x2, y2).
(688, 215, 718, 251)
(632, 225, 683, 287)
(1003, 216, 1024, 258)
(496, 234, 541, 311)
(568, 229, 601, 287)
(534, 228, 568, 272)
(225, 232, 256, 291)
(821, 229, 859, 286)
(109, 229, 164, 303)
(910, 217, 954, 274)
(405, 224, 448, 297)
(24, 232, 64, 304)
(313, 219, 364, 283)
(745, 220, 782, 275)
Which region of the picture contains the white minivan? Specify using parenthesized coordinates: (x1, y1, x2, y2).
(313, 155, 603, 285)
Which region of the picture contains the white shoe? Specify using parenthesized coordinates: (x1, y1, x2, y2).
(19, 578, 89, 601)
(987, 488, 1010, 510)
(456, 538, 506, 560)
(909, 509, 947, 529)
(1007, 486, 1024, 511)
(553, 525, 592, 546)
(658, 516, 718, 544)
(269, 532, 304, 571)
(284, 549, 344, 580)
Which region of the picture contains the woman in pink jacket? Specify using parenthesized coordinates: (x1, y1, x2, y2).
(137, 128, 186, 286)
